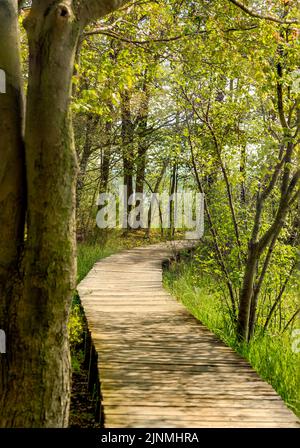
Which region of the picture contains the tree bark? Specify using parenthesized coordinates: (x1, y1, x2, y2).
(0, 0, 80, 427)
(237, 243, 259, 341)
(76, 114, 98, 209)
(136, 76, 150, 194)
(78, 0, 129, 24)
(100, 118, 112, 195)
(248, 233, 277, 339)
(0, 0, 25, 298)
(0, 0, 129, 429)
(146, 160, 168, 238)
(121, 89, 134, 225)
(169, 163, 177, 238)
(240, 145, 246, 204)
(0, 0, 26, 426)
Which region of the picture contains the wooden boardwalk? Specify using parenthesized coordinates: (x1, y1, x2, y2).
(78, 241, 299, 428)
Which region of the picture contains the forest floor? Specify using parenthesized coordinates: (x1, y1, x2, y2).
(69, 362, 101, 428)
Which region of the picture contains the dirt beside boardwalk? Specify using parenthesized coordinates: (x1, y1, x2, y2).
(69, 366, 101, 428)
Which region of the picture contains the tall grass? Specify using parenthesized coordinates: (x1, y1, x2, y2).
(77, 243, 117, 283)
(77, 229, 165, 283)
(164, 261, 300, 417)
(75, 236, 299, 416)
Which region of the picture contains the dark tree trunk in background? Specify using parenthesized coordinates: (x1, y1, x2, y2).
(136, 76, 150, 194)
(169, 163, 178, 238)
(97, 115, 112, 244)
(136, 147, 147, 194)
(146, 159, 168, 238)
(121, 89, 134, 225)
(99, 105, 113, 195)
(76, 114, 98, 209)
(240, 145, 246, 204)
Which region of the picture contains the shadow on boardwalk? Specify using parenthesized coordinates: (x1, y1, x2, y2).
(78, 242, 299, 428)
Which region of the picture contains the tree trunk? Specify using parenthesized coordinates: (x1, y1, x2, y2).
(136, 148, 147, 194)
(169, 163, 178, 238)
(76, 114, 98, 209)
(0, 0, 26, 426)
(0, 1, 80, 427)
(0, 0, 129, 429)
(121, 89, 134, 226)
(240, 145, 246, 204)
(97, 116, 112, 244)
(146, 160, 168, 238)
(136, 77, 150, 194)
(237, 243, 259, 341)
(99, 113, 113, 195)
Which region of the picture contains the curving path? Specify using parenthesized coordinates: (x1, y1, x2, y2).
(77, 241, 299, 428)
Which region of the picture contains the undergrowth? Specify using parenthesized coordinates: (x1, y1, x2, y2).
(164, 260, 300, 417)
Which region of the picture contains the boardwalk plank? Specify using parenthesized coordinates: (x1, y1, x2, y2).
(78, 241, 299, 428)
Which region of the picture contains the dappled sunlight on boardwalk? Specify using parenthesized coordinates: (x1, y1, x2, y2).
(78, 242, 299, 428)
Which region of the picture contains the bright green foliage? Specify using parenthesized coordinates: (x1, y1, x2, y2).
(69, 303, 85, 351)
(71, 0, 299, 338)
(164, 259, 300, 415)
(65, 0, 300, 414)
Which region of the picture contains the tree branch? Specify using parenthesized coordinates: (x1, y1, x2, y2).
(84, 29, 194, 44)
(185, 115, 237, 319)
(258, 169, 300, 252)
(78, 0, 130, 24)
(263, 260, 297, 332)
(228, 0, 299, 25)
(181, 88, 243, 260)
(277, 62, 289, 132)
(83, 26, 257, 43)
(282, 307, 300, 332)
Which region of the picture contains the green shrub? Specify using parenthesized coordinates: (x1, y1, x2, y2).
(164, 260, 300, 416)
(69, 303, 84, 351)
